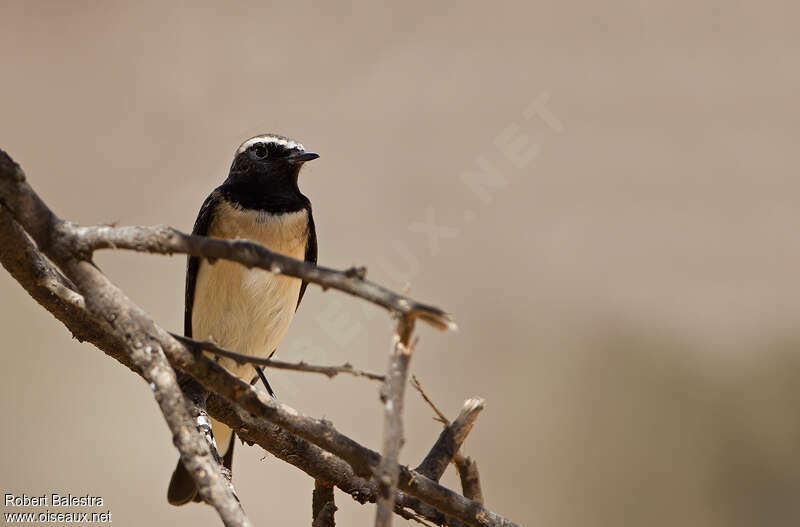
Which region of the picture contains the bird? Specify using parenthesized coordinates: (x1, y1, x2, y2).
(167, 134, 319, 506)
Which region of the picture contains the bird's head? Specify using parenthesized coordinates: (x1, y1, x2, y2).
(223, 134, 319, 212)
(228, 134, 318, 182)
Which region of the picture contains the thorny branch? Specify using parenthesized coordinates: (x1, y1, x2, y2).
(173, 333, 385, 382)
(76, 224, 456, 331)
(0, 149, 519, 527)
(375, 316, 416, 527)
(410, 377, 487, 526)
(415, 397, 485, 483)
(0, 156, 249, 526)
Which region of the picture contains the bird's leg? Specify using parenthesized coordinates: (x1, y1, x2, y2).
(254, 366, 276, 397)
(177, 372, 230, 479)
(238, 366, 276, 449)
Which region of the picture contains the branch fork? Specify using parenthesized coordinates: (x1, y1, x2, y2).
(0, 148, 520, 527)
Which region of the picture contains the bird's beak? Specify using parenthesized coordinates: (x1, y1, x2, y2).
(288, 152, 319, 164)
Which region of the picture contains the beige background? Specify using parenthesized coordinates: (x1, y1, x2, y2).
(2, 2, 800, 526)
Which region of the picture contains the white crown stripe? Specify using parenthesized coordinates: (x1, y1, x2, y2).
(236, 135, 306, 155)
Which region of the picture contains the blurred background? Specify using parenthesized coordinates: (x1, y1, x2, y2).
(2, 2, 800, 526)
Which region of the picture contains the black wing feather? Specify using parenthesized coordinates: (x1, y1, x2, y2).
(296, 206, 317, 310)
(170, 190, 222, 506)
(184, 190, 220, 338)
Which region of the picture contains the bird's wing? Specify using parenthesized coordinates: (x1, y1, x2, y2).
(296, 207, 317, 310)
(184, 190, 220, 338)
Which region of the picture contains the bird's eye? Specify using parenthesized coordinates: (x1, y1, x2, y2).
(249, 144, 268, 160)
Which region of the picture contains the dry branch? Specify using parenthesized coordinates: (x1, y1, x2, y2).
(0, 201, 505, 526)
(375, 317, 416, 527)
(76, 224, 456, 331)
(454, 457, 483, 505)
(411, 378, 487, 527)
(312, 480, 337, 527)
(173, 334, 385, 381)
(206, 391, 446, 525)
(0, 157, 249, 526)
(416, 397, 485, 482)
(411, 375, 450, 425)
(0, 149, 520, 527)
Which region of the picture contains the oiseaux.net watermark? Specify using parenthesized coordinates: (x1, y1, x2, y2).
(277, 92, 565, 394)
(3, 493, 111, 524)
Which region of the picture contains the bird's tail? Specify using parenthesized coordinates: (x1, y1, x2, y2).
(167, 367, 272, 505)
(167, 422, 236, 506)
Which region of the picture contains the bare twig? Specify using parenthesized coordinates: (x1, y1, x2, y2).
(411, 375, 450, 425)
(411, 378, 486, 527)
(454, 456, 483, 505)
(399, 510, 438, 527)
(375, 316, 416, 527)
(173, 334, 385, 381)
(76, 225, 456, 331)
(415, 398, 485, 482)
(312, 480, 337, 527)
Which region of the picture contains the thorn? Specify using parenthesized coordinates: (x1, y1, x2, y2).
(344, 265, 367, 279)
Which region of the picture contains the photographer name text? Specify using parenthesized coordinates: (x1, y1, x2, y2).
(4, 494, 104, 508)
